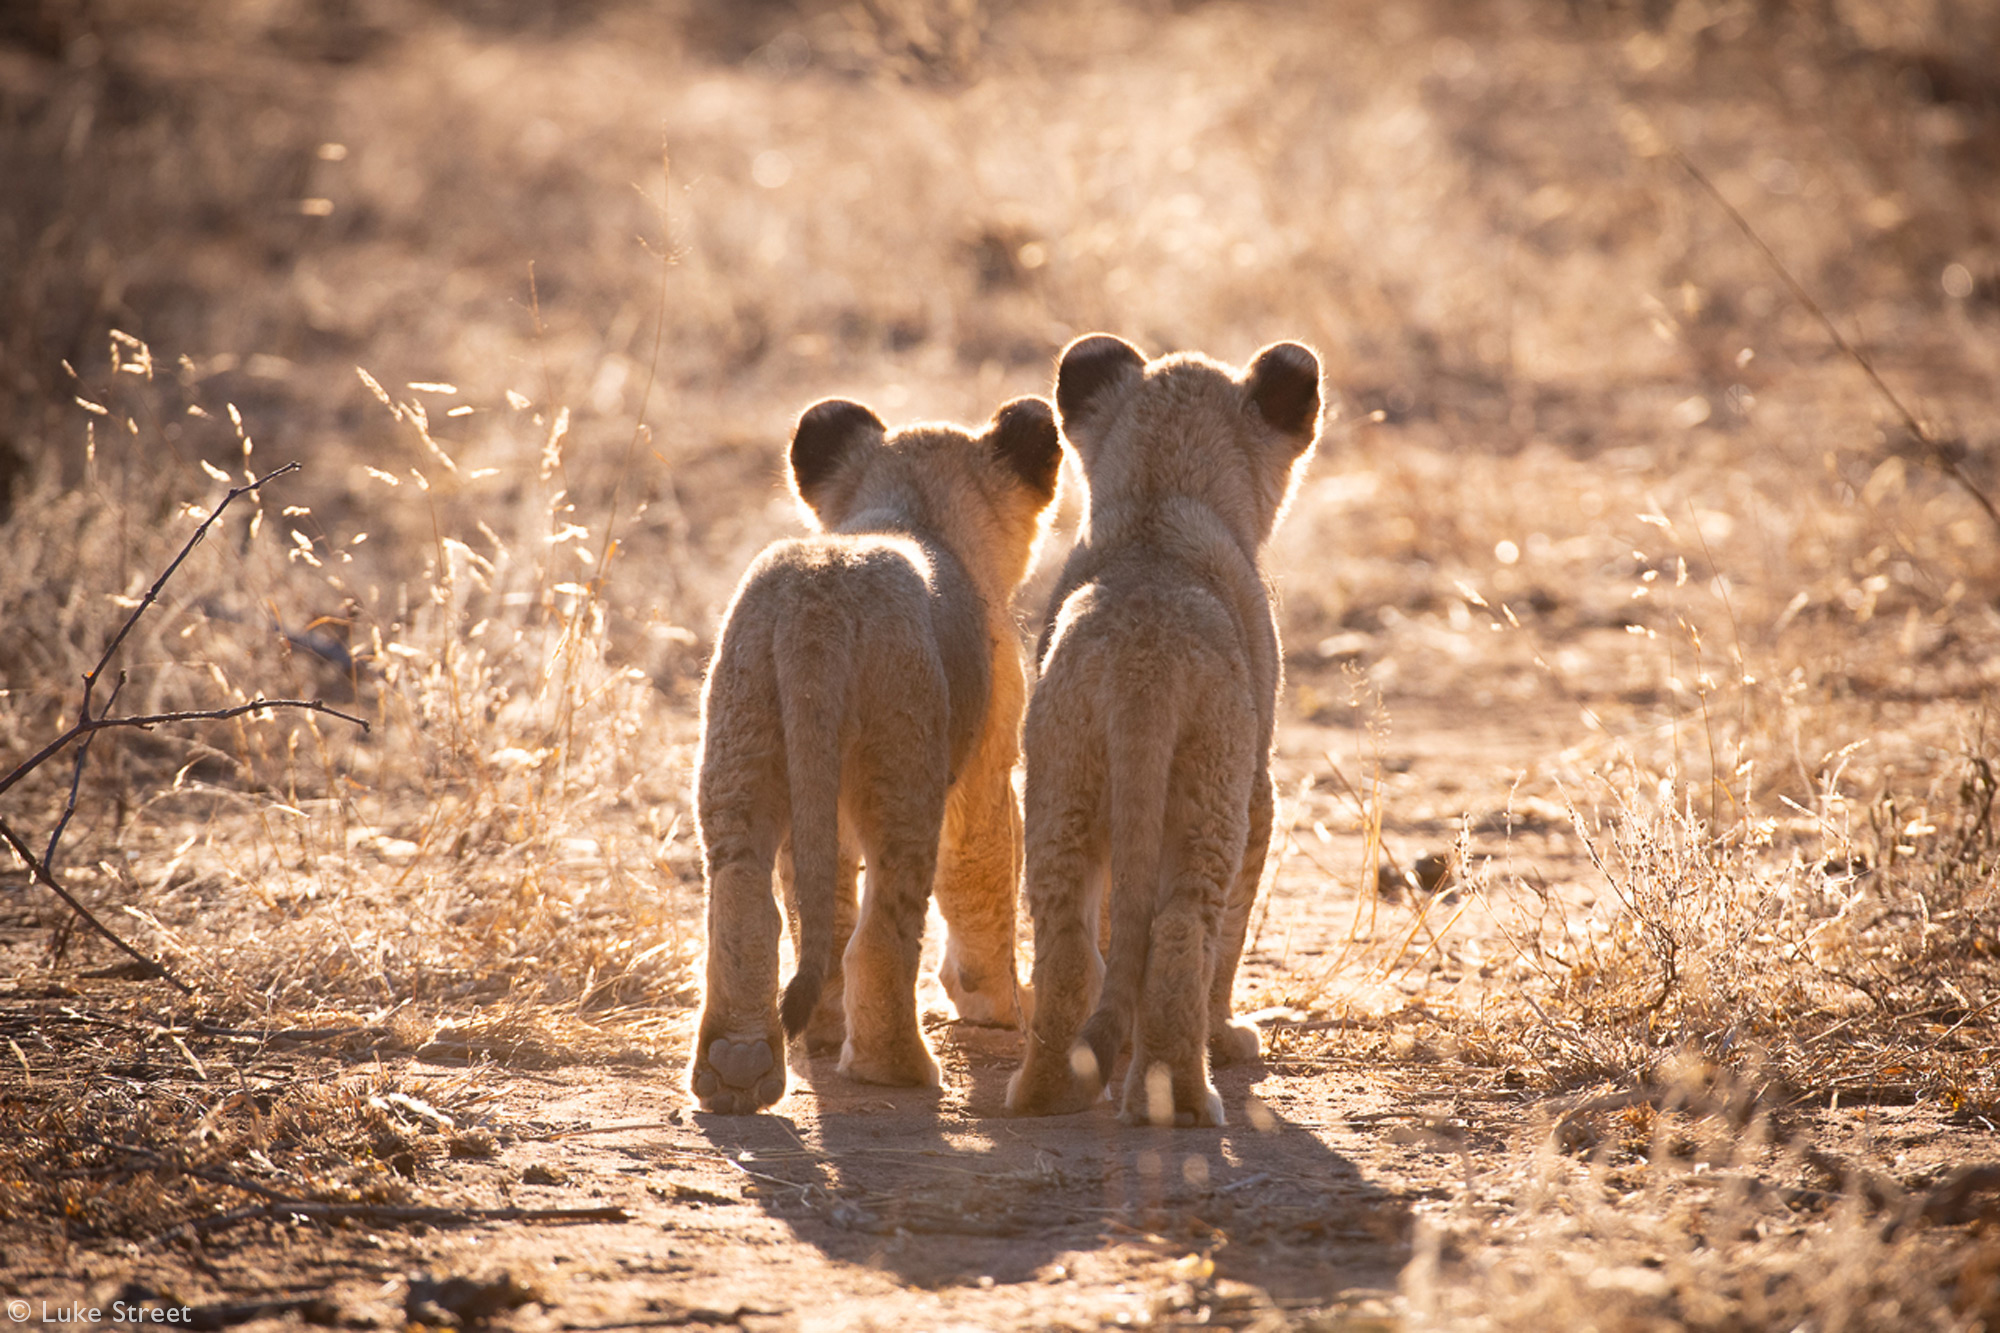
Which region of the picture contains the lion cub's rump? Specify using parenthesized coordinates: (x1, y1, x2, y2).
(1006, 335, 1321, 1127)
(690, 397, 1060, 1115)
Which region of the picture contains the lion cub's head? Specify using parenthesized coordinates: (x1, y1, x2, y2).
(1052, 335, 1322, 547)
(785, 395, 1062, 593)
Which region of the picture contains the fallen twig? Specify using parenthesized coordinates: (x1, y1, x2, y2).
(161, 1199, 631, 1244)
(190, 1021, 393, 1046)
(529, 1121, 683, 1140)
(181, 1297, 340, 1332)
(561, 1308, 784, 1332)
(1258, 1016, 1385, 1032)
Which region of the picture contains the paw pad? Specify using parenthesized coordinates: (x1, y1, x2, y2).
(708, 1037, 775, 1088)
(693, 1036, 784, 1114)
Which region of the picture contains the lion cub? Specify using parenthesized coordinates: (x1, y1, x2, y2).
(690, 395, 1061, 1114)
(1005, 336, 1321, 1127)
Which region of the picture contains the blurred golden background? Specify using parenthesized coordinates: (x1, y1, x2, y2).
(6, 0, 1995, 663)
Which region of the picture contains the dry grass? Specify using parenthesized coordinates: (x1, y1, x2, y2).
(1403, 1137, 2000, 1332)
(3, 0, 1999, 1326)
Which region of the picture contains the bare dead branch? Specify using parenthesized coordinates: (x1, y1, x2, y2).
(0, 460, 375, 991)
(0, 460, 369, 801)
(1671, 147, 2000, 538)
(0, 693, 363, 985)
(1, 697, 370, 801)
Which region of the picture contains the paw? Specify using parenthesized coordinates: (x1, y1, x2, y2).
(1209, 1020, 1260, 1066)
(943, 980, 1025, 1028)
(1004, 1043, 1099, 1116)
(690, 1033, 786, 1114)
(939, 946, 1026, 1028)
(1124, 1062, 1227, 1128)
(803, 994, 847, 1056)
(838, 1032, 941, 1089)
(1121, 1091, 1226, 1129)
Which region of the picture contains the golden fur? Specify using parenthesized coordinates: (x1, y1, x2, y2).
(690, 396, 1061, 1114)
(1005, 335, 1322, 1127)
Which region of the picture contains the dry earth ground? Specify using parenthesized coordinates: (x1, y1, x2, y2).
(3, 0, 2000, 1328)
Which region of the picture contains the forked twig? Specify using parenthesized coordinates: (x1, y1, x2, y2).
(0, 461, 367, 798)
(84, 462, 295, 715)
(1671, 147, 2000, 537)
(0, 460, 370, 990)
(0, 814, 191, 993)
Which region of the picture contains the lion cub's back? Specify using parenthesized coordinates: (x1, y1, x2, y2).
(1030, 569, 1260, 803)
(705, 532, 988, 770)
(733, 532, 933, 654)
(1042, 562, 1252, 703)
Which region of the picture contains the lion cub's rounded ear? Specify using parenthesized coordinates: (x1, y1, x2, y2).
(1244, 342, 1321, 444)
(986, 396, 1061, 504)
(1054, 334, 1145, 441)
(790, 398, 885, 523)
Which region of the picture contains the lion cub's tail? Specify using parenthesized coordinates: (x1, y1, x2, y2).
(776, 622, 854, 1037)
(1078, 687, 1177, 1083)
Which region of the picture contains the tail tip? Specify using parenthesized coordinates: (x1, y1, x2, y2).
(1078, 1010, 1124, 1094)
(780, 973, 820, 1036)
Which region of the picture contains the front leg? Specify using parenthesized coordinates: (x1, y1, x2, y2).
(1006, 770, 1108, 1115)
(841, 843, 944, 1089)
(935, 759, 1030, 1028)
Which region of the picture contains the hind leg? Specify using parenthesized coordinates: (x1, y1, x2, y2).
(1008, 716, 1108, 1115)
(1122, 870, 1230, 1128)
(1120, 740, 1249, 1128)
(691, 818, 788, 1114)
(780, 830, 861, 1054)
(1207, 768, 1272, 1067)
(690, 639, 795, 1114)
